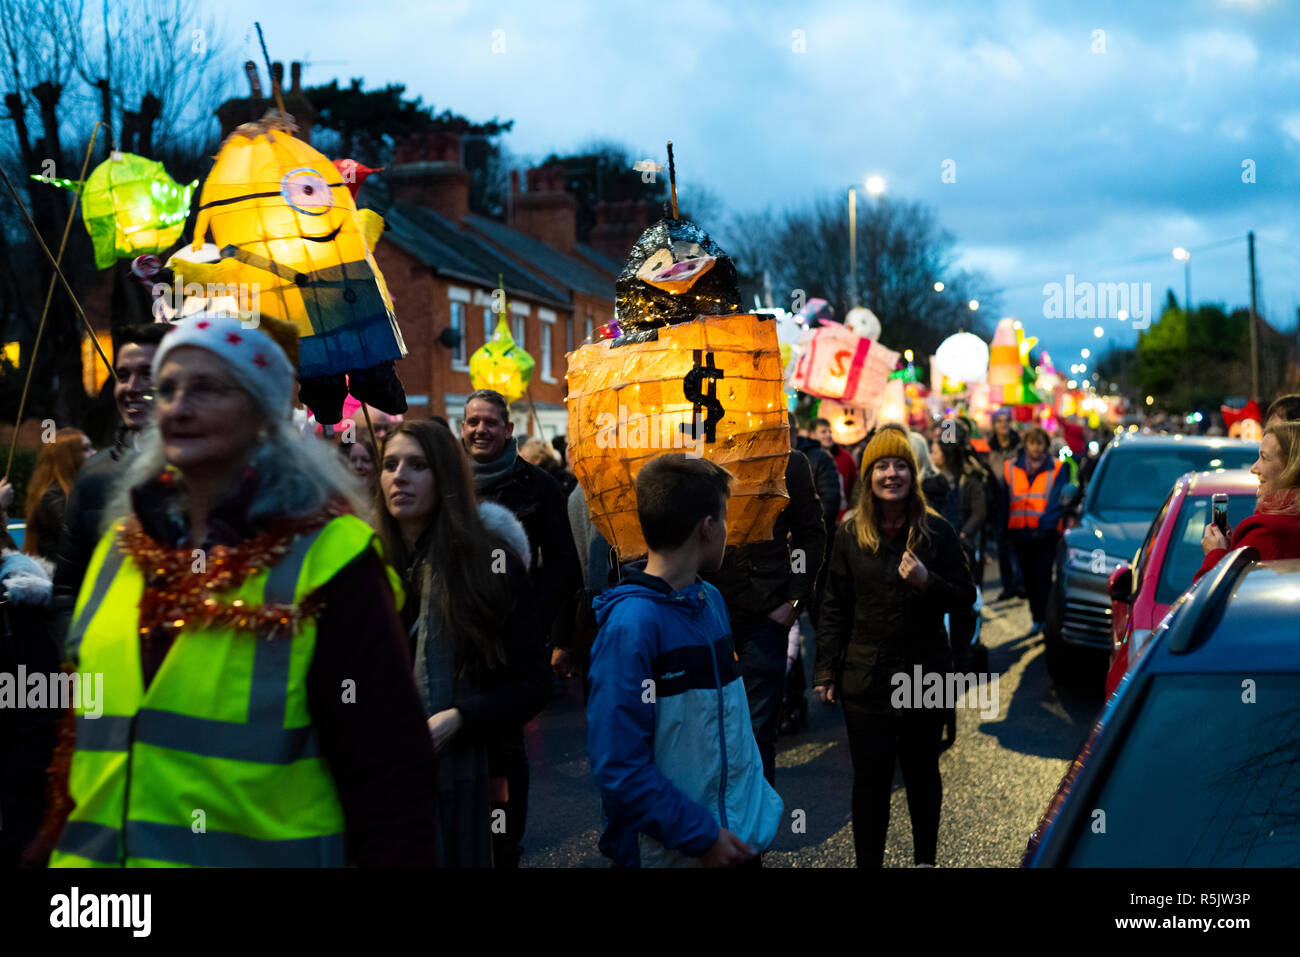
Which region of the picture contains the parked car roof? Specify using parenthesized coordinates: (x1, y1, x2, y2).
(1148, 557, 1300, 674)
(1105, 432, 1258, 452)
(1182, 467, 1259, 495)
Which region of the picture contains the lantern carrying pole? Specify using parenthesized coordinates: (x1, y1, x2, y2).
(2, 123, 116, 480)
(526, 388, 547, 441)
(254, 22, 288, 116)
(666, 141, 678, 220)
(357, 401, 381, 473)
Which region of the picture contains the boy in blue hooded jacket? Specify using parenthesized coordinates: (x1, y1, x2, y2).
(587, 454, 784, 867)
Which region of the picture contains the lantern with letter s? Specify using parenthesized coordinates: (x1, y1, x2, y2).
(790, 321, 899, 410)
(566, 312, 789, 558)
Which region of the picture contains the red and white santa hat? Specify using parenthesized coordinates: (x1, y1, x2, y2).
(151, 313, 296, 421)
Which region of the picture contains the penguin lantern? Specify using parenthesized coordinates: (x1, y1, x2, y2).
(189, 115, 407, 423)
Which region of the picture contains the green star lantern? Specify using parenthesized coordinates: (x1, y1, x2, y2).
(470, 310, 534, 404)
(33, 151, 196, 269)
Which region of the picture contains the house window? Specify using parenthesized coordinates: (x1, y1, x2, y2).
(483, 306, 495, 344)
(584, 313, 594, 343)
(566, 316, 574, 354)
(512, 314, 526, 349)
(540, 316, 555, 382)
(450, 301, 467, 366)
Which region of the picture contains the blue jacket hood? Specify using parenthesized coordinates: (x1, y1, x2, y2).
(592, 570, 711, 626)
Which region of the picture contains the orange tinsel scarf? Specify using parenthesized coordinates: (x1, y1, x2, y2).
(120, 503, 346, 642)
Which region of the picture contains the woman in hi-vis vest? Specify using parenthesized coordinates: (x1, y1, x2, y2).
(999, 425, 1070, 637)
(46, 313, 438, 868)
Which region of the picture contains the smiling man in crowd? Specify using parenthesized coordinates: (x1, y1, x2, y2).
(52, 323, 173, 651)
(460, 388, 582, 867)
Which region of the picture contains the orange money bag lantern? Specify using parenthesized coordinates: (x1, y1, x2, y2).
(567, 313, 790, 558)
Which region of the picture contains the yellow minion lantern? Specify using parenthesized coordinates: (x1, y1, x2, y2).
(187, 116, 407, 423)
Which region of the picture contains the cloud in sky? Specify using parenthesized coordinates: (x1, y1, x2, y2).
(215, 0, 1300, 363)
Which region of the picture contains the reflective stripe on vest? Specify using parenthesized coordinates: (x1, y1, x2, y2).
(65, 539, 125, 661)
(1004, 458, 1062, 530)
(56, 819, 346, 868)
(51, 516, 375, 868)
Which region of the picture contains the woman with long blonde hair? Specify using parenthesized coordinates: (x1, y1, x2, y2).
(813, 426, 975, 867)
(1197, 420, 1300, 579)
(23, 428, 92, 560)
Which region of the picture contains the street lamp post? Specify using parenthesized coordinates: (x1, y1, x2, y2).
(848, 187, 857, 307)
(849, 176, 885, 310)
(1173, 247, 1191, 313)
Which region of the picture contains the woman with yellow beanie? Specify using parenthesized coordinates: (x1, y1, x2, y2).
(813, 425, 976, 867)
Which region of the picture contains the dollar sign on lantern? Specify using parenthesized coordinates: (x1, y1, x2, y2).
(680, 349, 726, 444)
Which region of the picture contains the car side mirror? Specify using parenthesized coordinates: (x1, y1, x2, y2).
(1107, 564, 1133, 603)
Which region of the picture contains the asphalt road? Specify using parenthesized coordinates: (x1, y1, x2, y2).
(520, 561, 1106, 868)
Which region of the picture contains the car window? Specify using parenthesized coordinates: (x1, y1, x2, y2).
(1153, 493, 1257, 605)
(1130, 493, 1172, 595)
(1087, 448, 1258, 516)
(1066, 673, 1300, 866)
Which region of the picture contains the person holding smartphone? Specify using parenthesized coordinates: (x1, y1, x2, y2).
(1198, 421, 1300, 580)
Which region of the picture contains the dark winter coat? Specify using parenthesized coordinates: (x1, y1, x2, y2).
(31, 485, 68, 562)
(404, 502, 550, 867)
(814, 514, 976, 715)
(922, 468, 987, 543)
(704, 449, 827, 637)
(797, 437, 842, 531)
(474, 455, 582, 648)
(0, 552, 59, 867)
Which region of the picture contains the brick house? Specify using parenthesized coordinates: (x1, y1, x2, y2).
(365, 134, 645, 440)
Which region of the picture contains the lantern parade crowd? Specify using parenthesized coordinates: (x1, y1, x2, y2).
(4, 99, 1300, 875)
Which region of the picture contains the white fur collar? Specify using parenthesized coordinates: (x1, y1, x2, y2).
(0, 549, 54, 606)
(477, 501, 531, 571)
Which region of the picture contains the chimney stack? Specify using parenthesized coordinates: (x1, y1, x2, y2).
(214, 59, 316, 140)
(510, 164, 576, 254)
(385, 131, 473, 221)
(589, 199, 649, 262)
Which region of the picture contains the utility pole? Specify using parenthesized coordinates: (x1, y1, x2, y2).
(1248, 230, 1260, 399)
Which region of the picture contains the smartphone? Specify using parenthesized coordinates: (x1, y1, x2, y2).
(1212, 493, 1229, 537)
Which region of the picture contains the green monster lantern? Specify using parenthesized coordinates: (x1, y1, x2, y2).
(470, 308, 535, 404)
(33, 151, 196, 269)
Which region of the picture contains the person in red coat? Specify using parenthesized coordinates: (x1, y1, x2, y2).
(1197, 421, 1300, 580)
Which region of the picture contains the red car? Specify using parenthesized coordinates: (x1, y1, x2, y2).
(1104, 469, 1258, 697)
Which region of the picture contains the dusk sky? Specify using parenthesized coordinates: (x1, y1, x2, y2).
(215, 0, 1300, 378)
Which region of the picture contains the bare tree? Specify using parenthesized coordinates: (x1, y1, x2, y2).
(0, 0, 234, 428)
(729, 194, 998, 360)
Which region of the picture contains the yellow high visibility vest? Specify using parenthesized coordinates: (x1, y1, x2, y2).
(50, 513, 392, 868)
